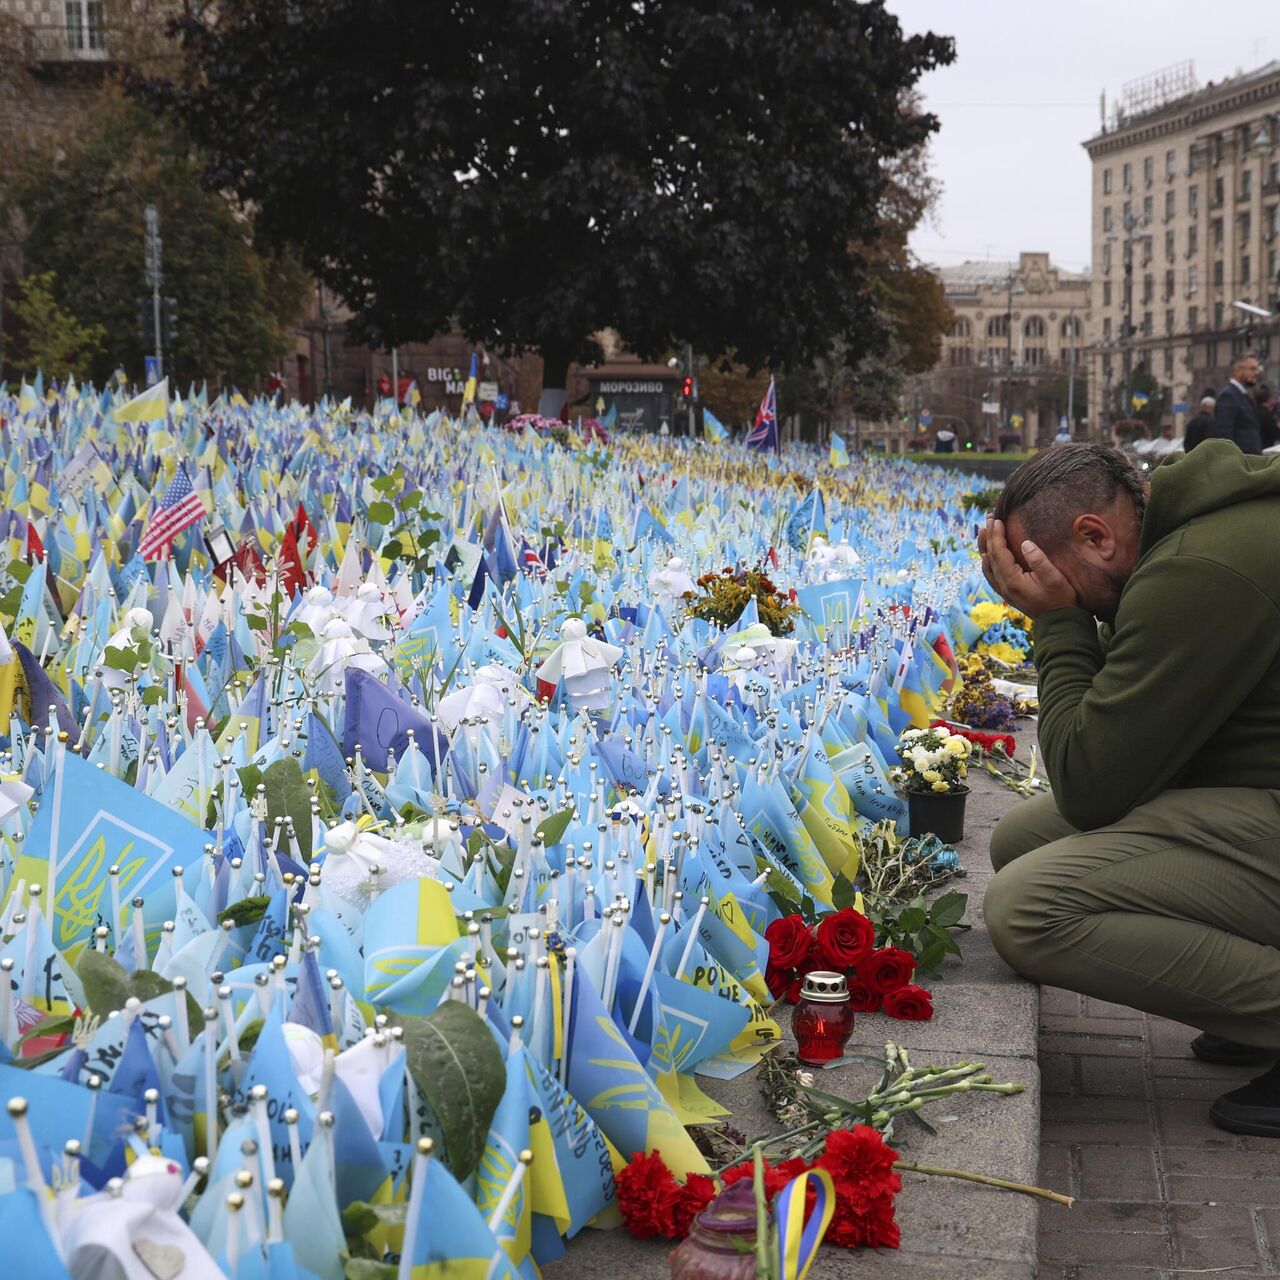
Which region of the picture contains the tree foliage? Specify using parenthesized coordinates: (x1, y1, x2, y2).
(143, 1, 953, 385)
(7, 271, 106, 380)
(4, 83, 309, 389)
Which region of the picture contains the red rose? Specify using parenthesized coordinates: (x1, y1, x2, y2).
(786, 946, 828, 1004)
(616, 1150, 689, 1239)
(846, 978, 883, 1013)
(882, 983, 934, 1021)
(765, 964, 792, 1000)
(857, 947, 917, 995)
(765, 914, 813, 970)
(815, 908, 875, 970)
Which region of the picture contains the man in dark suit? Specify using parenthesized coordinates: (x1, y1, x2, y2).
(1183, 396, 1216, 452)
(1211, 353, 1264, 454)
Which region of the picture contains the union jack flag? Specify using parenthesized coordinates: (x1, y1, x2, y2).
(519, 536, 548, 579)
(138, 464, 206, 560)
(745, 376, 778, 452)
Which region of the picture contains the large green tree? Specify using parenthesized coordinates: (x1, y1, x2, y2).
(144, 1, 952, 409)
(4, 84, 308, 389)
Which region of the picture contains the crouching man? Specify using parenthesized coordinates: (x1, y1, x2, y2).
(980, 440, 1280, 1136)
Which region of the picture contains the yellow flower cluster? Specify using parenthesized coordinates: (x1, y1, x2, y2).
(969, 601, 1032, 631)
(978, 640, 1030, 667)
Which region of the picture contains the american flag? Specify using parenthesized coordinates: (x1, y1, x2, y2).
(745, 376, 778, 452)
(138, 464, 206, 560)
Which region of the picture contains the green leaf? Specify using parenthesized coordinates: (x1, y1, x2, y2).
(341, 1202, 380, 1239)
(400, 490, 422, 510)
(102, 644, 140, 672)
(821, 1053, 890, 1071)
(831, 873, 859, 912)
(898, 907, 927, 934)
(218, 894, 271, 928)
(382, 539, 403, 561)
(78, 951, 132, 1016)
(401, 1002, 505, 1180)
(367, 500, 395, 524)
(929, 891, 968, 929)
(370, 474, 399, 496)
(420, 528, 440, 548)
(534, 807, 575, 849)
(246, 614, 269, 631)
(262, 757, 315, 861)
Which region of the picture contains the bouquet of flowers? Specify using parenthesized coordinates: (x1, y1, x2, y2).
(687, 565, 800, 635)
(765, 907, 934, 1019)
(950, 655, 1017, 731)
(893, 724, 971, 795)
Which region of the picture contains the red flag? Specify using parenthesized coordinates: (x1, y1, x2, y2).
(26, 521, 44, 561)
(277, 525, 308, 598)
(214, 540, 266, 587)
(291, 502, 319, 555)
(931, 631, 960, 695)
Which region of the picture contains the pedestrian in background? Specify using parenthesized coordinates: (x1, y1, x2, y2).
(1183, 396, 1215, 453)
(1211, 353, 1263, 454)
(1255, 384, 1278, 451)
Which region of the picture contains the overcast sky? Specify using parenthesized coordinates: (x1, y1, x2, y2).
(891, 0, 1276, 273)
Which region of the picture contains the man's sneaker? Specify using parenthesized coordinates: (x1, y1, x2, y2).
(1211, 1062, 1280, 1137)
(1191, 1032, 1275, 1067)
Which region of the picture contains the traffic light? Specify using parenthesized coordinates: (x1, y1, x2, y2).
(162, 296, 178, 348)
(680, 376, 693, 402)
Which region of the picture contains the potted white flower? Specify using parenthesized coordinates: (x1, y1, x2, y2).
(893, 725, 972, 842)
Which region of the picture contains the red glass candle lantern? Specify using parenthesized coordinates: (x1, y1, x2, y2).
(791, 970, 855, 1066)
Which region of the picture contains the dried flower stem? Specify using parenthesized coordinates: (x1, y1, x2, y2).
(893, 1160, 1074, 1207)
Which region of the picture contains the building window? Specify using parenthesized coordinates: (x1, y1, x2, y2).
(1103, 206, 1113, 232)
(1142, 274, 1154, 304)
(949, 346, 972, 367)
(1061, 315, 1080, 340)
(1124, 199, 1132, 223)
(1187, 265, 1199, 295)
(1242, 168, 1254, 200)
(1123, 161, 1133, 192)
(1165, 308, 1175, 335)
(1166, 149, 1177, 180)
(952, 317, 972, 339)
(1142, 311, 1153, 336)
(986, 348, 1005, 368)
(1240, 212, 1252, 242)
(986, 315, 1009, 338)
(1213, 176, 1224, 206)
(1213, 134, 1223, 166)
(1103, 281, 1112, 306)
(1165, 189, 1175, 220)
(1270, 205, 1280, 236)
(1025, 347, 1045, 368)
(1102, 242, 1112, 272)
(1189, 304, 1198, 330)
(1212, 218, 1223, 250)
(1189, 184, 1199, 217)
(1214, 301, 1225, 328)
(1143, 195, 1153, 221)
(1103, 167, 1113, 194)
(1163, 348, 1173, 376)
(1188, 143, 1199, 175)
(1270, 248, 1279, 283)
(1144, 155, 1154, 186)
(1165, 229, 1175, 260)
(1213, 260, 1224, 286)
(64, 1, 105, 50)
(1165, 269, 1175, 300)
(1023, 316, 1046, 340)
(1142, 238, 1153, 266)
(1103, 318, 1112, 339)
(1188, 224, 1199, 255)
(1242, 254, 1251, 283)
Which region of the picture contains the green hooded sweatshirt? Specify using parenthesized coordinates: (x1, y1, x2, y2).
(1033, 439, 1280, 830)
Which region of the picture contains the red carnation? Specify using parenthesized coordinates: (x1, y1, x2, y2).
(765, 914, 813, 970)
(846, 978, 883, 1013)
(857, 947, 917, 995)
(675, 1173, 717, 1234)
(616, 1150, 690, 1239)
(815, 908, 876, 970)
(882, 984, 934, 1021)
(826, 1189, 902, 1249)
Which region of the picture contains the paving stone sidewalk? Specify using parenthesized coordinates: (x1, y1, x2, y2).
(1037, 991, 1280, 1279)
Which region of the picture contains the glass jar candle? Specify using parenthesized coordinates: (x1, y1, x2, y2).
(669, 1181, 760, 1280)
(791, 970, 855, 1065)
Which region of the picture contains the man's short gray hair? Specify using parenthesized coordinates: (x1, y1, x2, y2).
(1200, 396, 1216, 408)
(992, 443, 1146, 552)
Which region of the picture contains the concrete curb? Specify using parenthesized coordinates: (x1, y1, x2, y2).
(549, 759, 1042, 1278)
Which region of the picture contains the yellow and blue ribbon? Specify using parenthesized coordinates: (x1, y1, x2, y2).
(773, 1167, 836, 1280)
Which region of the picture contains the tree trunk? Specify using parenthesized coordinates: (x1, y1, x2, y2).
(537, 342, 574, 418)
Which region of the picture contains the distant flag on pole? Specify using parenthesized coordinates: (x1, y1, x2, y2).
(113, 377, 170, 424)
(703, 408, 729, 444)
(462, 353, 478, 408)
(138, 463, 205, 560)
(829, 431, 850, 468)
(745, 376, 778, 453)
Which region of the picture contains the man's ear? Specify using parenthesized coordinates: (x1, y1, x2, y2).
(1071, 512, 1116, 557)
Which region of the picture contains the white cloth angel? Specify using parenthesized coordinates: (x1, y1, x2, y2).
(648, 555, 696, 609)
(535, 617, 623, 712)
(339, 581, 394, 642)
(808, 536, 861, 580)
(318, 819, 441, 909)
(435, 661, 531, 733)
(307, 616, 388, 695)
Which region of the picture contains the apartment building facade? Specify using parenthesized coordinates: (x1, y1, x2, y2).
(1084, 61, 1280, 429)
